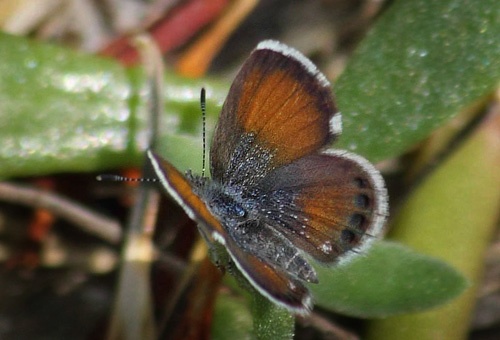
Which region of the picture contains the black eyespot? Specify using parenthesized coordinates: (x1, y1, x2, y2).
(348, 213, 365, 229)
(341, 229, 356, 244)
(354, 194, 369, 209)
(354, 177, 367, 188)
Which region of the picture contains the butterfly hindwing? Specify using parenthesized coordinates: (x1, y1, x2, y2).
(210, 40, 340, 185)
(224, 235, 312, 315)
(256, 150, 388, 264)
(224, 219, 318, 284)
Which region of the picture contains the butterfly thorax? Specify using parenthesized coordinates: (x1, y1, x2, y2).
(185, 169, 257, 224)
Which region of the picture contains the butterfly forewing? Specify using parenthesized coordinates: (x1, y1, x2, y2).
(210, 41, 340, 185)
(147, 151, 226, 241)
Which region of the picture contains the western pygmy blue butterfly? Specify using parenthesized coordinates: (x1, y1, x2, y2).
(147, 40, 388, 315)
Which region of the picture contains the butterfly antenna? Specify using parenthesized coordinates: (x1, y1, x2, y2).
(96, 174, 158, 183)
(200, 88, 207, 178)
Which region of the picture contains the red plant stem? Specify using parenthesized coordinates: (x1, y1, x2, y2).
(100, 0, 230, 66)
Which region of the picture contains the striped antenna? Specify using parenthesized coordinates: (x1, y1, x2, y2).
(96, 174, 158, 183)
(200, 88, 207, 178)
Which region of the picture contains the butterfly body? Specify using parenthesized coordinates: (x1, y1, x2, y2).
(186, 167, 319, 285)
(149, 40, 388, 315)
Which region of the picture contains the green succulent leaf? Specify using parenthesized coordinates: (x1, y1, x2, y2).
(310, 241, 468, 318)
(0, 31, 227, 178)
(334, 0, 500, 162)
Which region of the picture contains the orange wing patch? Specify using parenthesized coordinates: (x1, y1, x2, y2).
(238, 67, 331, 165)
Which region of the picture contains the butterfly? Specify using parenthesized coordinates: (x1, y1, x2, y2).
(147, 40, 388, 315)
